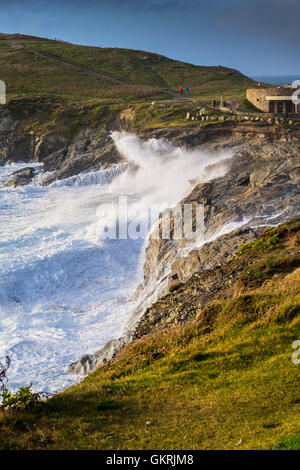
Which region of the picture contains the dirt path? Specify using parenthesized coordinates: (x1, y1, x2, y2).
(169, 92, 195, 102)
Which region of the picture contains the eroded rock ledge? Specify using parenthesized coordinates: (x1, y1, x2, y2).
(69, 138, 300, 375)
(2, 103, 300, 188)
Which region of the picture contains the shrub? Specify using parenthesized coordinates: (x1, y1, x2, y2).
(238, 234, 280, 254)
(1, 385, 41, 411)
(275, 434, 300, 450)
(241, 254, 300, 287)
(0, 356, 41, 412)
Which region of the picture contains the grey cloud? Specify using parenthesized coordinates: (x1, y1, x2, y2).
(72, 0, 202, 11)
(0, 0, 202, 11)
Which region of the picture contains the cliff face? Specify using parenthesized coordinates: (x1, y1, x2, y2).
(1, 101, 300, 188)
(2, 100, 300, 374)
(3, 218, 300, 450)
(132, 140, 300, 320)
(0, 106, 124, 186)
(69, 127, 300, 374)
(134, 218, 300, 338)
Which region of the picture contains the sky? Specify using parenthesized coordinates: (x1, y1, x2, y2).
(0, 0, 299, 76)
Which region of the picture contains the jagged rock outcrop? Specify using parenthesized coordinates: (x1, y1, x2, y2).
(133, 218, 300, 338)
(68, 335, 130, 375)
(140, 120, 300, 150)
(41, 131, 122, 185)
(70, 138, 300, 375)
(0, 108, 18, 134)
(3, 166, 36, 187)
(133, 142, 300, 319)
(0, 134, 35, 165)
(34, 135, 67, 162)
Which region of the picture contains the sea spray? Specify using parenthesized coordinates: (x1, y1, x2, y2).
(110, 131, 232, 207)
(107, 131, 234, 326)
(0, 132, 234, 391)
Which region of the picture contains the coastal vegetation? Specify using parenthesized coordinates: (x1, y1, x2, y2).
(0, 34, 255, 102)
(0, 220, 299, 450)
(0, 33, 257, 136)
(1, 33, 299, 452)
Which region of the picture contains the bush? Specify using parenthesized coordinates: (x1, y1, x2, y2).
(1, 385, 41, 412)
(0, 356, 41, 412)
(238, 234, 280, 254)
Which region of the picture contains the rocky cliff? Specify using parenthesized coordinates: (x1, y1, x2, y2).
(0, 105, 125, 186)
(133, 218, 300, 338)
(135, 141, 300, 312)
(69, 124, 300, 374)
(1, 100, 300, 375)
(2, 101, 300, 188)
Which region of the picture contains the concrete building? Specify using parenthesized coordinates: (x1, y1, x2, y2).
(246, 86, 300, 114)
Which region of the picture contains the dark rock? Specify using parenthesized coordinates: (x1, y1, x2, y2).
(34, 136, 67, 162)
(1, 135, 35, 163)
(3, 167, 36, 187)
(41, 133, 122, 185)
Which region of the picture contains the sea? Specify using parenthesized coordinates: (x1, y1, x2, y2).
(0, 131, 232, 394)
(251, 75, 300, 86)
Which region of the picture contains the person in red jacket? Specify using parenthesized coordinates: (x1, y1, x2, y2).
(179, 87, 183, 96)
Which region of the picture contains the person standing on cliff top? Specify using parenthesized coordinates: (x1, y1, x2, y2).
(185, 87, 189, 94)
(179, 87, 183, 96)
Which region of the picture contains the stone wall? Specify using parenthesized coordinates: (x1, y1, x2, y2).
(246, 87, 294, 112)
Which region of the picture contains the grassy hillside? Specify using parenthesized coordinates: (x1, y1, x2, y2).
(0, 33, 259, 137)
(0, 219, 299, 450)
(0, 33, 256, 103)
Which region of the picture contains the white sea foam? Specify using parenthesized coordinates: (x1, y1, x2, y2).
(110, 131, 232, 206)
(0, 133, 232, 394)
(48, 163, 129, 188)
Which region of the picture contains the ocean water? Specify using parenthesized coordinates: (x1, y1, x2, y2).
(0, 163, 146, 394)
(252, 75, 300, 87)
(0, 132, 232, 394)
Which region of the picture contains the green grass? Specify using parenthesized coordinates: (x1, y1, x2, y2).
(9, 36, 255, 97)
(0, 33, 256, 114)
(238, 233, 281, 254)
(0, 220, 299, 450)
(0, 33, 260, 136)
(275, 434, 300, 450)
(1, 278, 299, 449)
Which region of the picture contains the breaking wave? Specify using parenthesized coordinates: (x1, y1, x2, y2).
(0, 132, 233, 394)
(49, 163, 129, 187)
